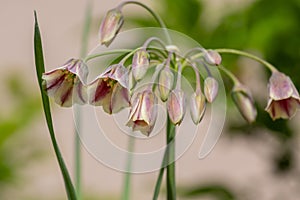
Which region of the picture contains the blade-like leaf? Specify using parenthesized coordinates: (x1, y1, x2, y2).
(34, 11, 77, 200)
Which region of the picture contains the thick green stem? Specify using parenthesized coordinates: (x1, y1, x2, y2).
(122, 136, 135, 200)
(215, 48, 278, 72)
(166, 116, 176, 200)
(152, 147, 168, 200)
(118, 1, 172, 45)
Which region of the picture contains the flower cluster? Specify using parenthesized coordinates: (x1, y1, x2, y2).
(42, 4, 300, 136)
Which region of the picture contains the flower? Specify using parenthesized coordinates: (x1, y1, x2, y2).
(203, 50, 222, 66)
(265, 71, 300, 120)
(132, 49, 149, 80)
(88, 64, 130, 114)
(231, 84, 257, 123)
(158, 67, 174, 102)
(204, 77, 219, 103)
(126, 89, 157, 136)
(42, 59, 88, 107)
(99, 8, 124, 47)
(167, 89, 186, 125)
(190, 90, 206, 124)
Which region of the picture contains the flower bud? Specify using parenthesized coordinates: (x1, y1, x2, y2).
(204, 77, 219, 103)
(99, 8, 124, 47)
(190, 91, 206, 124)
(265, 71, 300, 120)
(167, 89, 186, 125)
(204, 50, 222, 66)
(132, 49, 149, 80)
(126, 89, 157, 136)
(158, 67, 174, 102)
(231, 85, 257, 123)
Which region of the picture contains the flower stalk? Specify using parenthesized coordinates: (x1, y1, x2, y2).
(166, 116, 176, 200)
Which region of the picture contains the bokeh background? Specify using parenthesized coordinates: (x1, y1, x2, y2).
(1, 0, 300, 199)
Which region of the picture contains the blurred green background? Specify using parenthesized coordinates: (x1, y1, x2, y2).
(1, 0, 300, 199)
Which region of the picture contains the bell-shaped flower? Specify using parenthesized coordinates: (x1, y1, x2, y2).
(132, 49, 149, 81)
(42, 59, 88, 107)
(265, 71, 300, 120)
(126, 89, 157, 136)
(203, 50, 222, 66)
(158, 67, 174, 102)
(167, 89, 186, 125)
(204, 77, 219, 103)
(190, 89, 206, 125)
(88, 64, 130, 114)
(99, 8, 124, 47)
(231, 84, 257, 123)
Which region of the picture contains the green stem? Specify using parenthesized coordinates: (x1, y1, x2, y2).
(218, 65, 241, 85)
(215, 48, 278, 72)
(74, 2, 92, 199)
(118, 1, 172, 45)
(84, 49, 133, 63)
(34, 11, 77, 200)
(152, 147, 168, 200)
(119, 47, 141, 65)
(122, 136, 135, 200)
(166, 116, 176, 200)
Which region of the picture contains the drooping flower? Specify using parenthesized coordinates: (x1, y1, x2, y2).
(99, 8, 124, 47)
(203, 50, 222, 66)
(204, 77, 219, 103)
(265, 71, 300, 120)
(158, 66, 174, 102)
(231, 84, 257, 123)
(126, 89, 157, 136)
(167, 89, 186, 125)
(132, 49, 149, 81)
(88, 64, 130, 114)
(190, 90, 206, 125)
(42, 59, 88, 107)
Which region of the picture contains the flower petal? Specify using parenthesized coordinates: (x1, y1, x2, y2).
(110, 83, 130, 113)
(269, 71, 294, 100)
(167, 89, 186, 125)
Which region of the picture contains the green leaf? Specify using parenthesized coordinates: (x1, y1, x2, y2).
(34, 11, 77, 200)
(181, 184, 236, 200)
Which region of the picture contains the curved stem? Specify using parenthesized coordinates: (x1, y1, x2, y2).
(118, 1, 172, 45)
(120, 47, 141, 65)
(184, 47, 206, 58)
(175, 63, 183, 89)
(143, 37, 167, 50)
(218, 65, 240, 85)
(200, 60, 212, 77)
(215, 48, 278, 72)
(84, 49, 133, 63)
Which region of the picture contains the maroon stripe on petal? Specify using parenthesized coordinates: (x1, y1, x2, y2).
(61, 85, 73, 106)
(46, 75, 65, 91)
(93, 81, 111, 102)
(280, 99, 290, 116)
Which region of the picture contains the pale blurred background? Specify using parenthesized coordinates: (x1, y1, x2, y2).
(1, 0, 300, 199)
